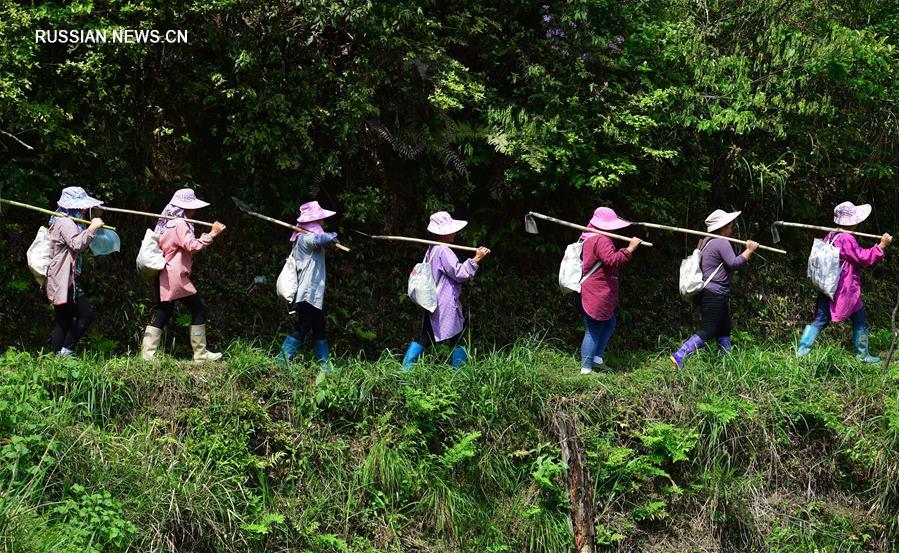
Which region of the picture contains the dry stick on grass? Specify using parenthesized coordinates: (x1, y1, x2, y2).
(883, 290, 899, 371)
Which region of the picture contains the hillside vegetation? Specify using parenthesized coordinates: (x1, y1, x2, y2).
(2, 339, 898, 552)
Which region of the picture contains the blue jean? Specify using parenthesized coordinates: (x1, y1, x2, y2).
(580, 314, 616, 369)
(809, 293, 867, 333)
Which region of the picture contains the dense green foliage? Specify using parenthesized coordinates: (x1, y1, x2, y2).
(1, 0, 898, 354)
(2, 341, 899, 551)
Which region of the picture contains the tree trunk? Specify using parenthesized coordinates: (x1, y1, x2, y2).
(551, 410, 595, 553)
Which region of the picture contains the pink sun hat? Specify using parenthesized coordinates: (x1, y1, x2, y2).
(57, 186, 103, 210)
(296, 201, 337, 224)
(833, 201, 871, 226)
(427, 211, 468, 235)
(168, 188, 210, 210)
(589, 207, 631, 231)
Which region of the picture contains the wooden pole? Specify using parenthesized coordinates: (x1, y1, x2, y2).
(0, 198, 117, 231)
(101, 206, 214, 228)
(774, 221, 884, 241)
(231, 196, 350, 252)
(364, 234, 480, 253)
(527, 212, 654, 247)
(633, 221, 786, 254)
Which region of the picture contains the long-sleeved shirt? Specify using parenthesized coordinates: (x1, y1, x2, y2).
(158, 220, 215, 302)
(699, 237, 747, 296)
(579, 234, 633, 321)
(825, 232, 883, 322)
(46, 218, 95, 305)
(426, 245, 479, 342)
(290, 231, 339, 310)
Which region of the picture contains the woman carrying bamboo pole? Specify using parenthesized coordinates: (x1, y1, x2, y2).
(279, 201, 341, 369)
(671, 210, 759, 368)
(575, 207, 642, 374)
(796, 201, 892, 361)
(46, 187, 106, 356)
(140, 189, 226, 362)
(402, 211, 491, 370)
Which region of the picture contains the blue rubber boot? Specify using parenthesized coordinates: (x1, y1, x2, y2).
(670, 335, 704, 368)
(796, 325, 819, 357)
(402, 341, 425, 371)
(313, 339, 332, 371)
(717, 336, 732, 354)
(853, 329, 880, 363)
(451, 346, 468, 368)
(279, 335, 301, 367)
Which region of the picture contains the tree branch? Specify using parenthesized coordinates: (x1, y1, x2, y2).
(0, 129, 34, 151)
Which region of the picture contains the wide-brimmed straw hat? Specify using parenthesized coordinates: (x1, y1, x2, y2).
(296, 201, 337, 224)
(833, 201, 871, 226)
(705, 209, 741, 232)
(427, 211, 468, 235)
(168, 188, 210, 210)
(589, 207, 630, 231)
(57, 187, 103, 210)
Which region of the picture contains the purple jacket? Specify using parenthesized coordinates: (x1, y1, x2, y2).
(700, 237, 747, 296)
(825, 232, 884, 322)
(426, 245, 479, 342)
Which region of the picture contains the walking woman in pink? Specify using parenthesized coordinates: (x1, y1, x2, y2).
(140, 189, 226, 362)
(401, 211, 490, 370)
(46, 187, 106, 356)
(575, 207, 642, 374)
(796, 201, 892, 361)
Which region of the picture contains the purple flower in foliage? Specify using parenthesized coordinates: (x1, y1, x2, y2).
(543, 14, 552, 23)
(546, 28, 565, 38)
(581, 52, 589, 60)
(542, 4, 549, 9)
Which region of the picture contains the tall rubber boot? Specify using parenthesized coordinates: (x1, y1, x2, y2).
(402, 341, 425, 371)
(670, 335, 704, 368)
(279, 335, 301, 367)
(717, 336, 732, 354)
(313, 339, 331, 371)
(796, 325, 819, 357)
(853, 329, 880, 363)
(141, 325, 163, 361)
(451, 346, 468, 368)
(190, 324, 222, 363)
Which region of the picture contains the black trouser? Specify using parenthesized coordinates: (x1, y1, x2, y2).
(150, 293, 207, 329)
(418, 314, 462, 348)
(696, 290, 731, 341)
(291, 301, 326, 342)
(51, 287, 95, 351)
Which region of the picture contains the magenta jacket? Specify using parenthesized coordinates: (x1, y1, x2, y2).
(158, 220, 215, 302)
(826, 232, 884, 322)
(580, 234, 633, 321)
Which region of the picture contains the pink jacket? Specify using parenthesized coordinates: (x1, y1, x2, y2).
(827, 232, 884, 322)
(46, 218, 96, 305)
(580, 234, 633, 321)
(158, 220, 214, 301)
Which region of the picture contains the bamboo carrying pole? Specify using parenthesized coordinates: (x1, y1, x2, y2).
(773, 220, 884, 241)
(101, 206, 214, 228)
(0, 198, 117, 231)
(231, 197, 350, 252)
(633, 221, 787, 254)
(525, 212, 654, 247)
(353, 231, 481, 253)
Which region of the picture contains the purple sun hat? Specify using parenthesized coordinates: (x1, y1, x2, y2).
(296, 201, 337, 224)
(427, 211, 468, 235)
(588, 207, 631, 231)
(57, 187, 103, 210)
(168, 188, 210, 210)
(833, 201, 871, 226)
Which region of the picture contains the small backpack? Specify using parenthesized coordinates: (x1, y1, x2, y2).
(558, 238, 601, 294)
(26, 226, 56, 286)
(678, 239, 723, 299)
(135, 229, 166, 281)
(276, 255, 299, 303)
(807, 233, 844, 300)
(408, 248, 445, 312)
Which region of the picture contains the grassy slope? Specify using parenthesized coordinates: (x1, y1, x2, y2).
(1, 339, 898, 552)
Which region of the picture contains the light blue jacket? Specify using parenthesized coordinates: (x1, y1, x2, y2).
(290, 232, 338, 310)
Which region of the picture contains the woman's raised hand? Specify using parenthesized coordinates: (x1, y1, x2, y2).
(474, 246, 491, 262)
(210, 221, 227, 237)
